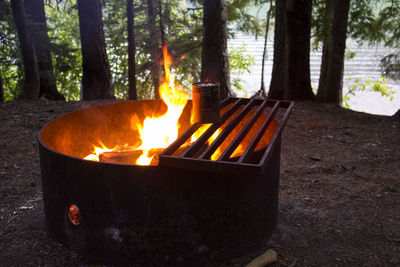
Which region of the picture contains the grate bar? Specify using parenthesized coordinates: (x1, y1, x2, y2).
(219, 97, 235, 108)
(158, 98, 294, 173)
(218, 99, 273, 161)
(160, 123, 201, 156)
(160, 97, 235, 156)
(259, 101, 294, 170)
(180, 98, 248, 158)
(199, 98, 258, 160)
(238, 101, 280, 164)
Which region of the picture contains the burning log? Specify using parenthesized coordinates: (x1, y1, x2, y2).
(99, 144, 193, 165)
(99, 149, 144, 165)
(99, 148, 164, 165)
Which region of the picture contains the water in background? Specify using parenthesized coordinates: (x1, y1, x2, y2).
(228, 34, 400, 116)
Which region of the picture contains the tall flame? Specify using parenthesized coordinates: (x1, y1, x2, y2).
(132, 44, 189, 165)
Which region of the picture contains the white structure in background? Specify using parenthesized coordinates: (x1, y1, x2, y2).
(228, 33, 400, 116)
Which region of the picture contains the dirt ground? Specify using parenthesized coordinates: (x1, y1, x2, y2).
(0, 99, 399, 266)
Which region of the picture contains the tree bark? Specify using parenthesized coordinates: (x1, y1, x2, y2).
(317, 1, 334, 103)
(201, 0, 232, 100)
(268, 0, 287, 99)
(0, 70, 4, 102)
(23, 0, 65, 100)
(316, 0, 350, 105)
(77, 0, 114, 100)
(285, 0, 314, 100)
(10, 0, 40, 100)
(147, 0, 161, 99)
(127, 0, 137, 100)
(158, 0, 165, 46)
(259, 0, 273, 97)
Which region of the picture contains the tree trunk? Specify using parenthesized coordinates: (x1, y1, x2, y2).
(268, 0, 287, 99)
(158, 0, 165, 46)
(393, 109, 400, 121)
(0, 70, 4, 102)
(317, 1, 334, 103)
(259, 0, 273, 97)
(285, 0, 314, 100)
(127, 0, 137, 100)
(201, 0, 232, 100)
(147, 0, 161, 99)
(23, 0, 65, 100)
(10, 0, 40, 100)
(316, 0, 350, 105)
(77, 0, 114, 100)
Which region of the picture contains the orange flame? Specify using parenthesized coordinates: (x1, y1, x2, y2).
(84, 44, 189, 165)
(133, 44, 188, 165)
(83, 141, 115, 161)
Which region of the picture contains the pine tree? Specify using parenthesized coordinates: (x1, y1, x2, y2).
(77, 0, 114, 100)
(201, 0, 232, 99)
(10, 0, 40, 99)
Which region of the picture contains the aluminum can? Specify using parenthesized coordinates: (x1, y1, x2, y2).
(192, 82, 220, 123)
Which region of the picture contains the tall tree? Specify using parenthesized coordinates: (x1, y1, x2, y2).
(158, 0, 165, 46)
(259, 0, 273, 97)
(77, 0, 114, 100)
(268, 0, 287, 99)
(147, 0, 161, 99)
(201, 0, 232, 99)
(127, 0, 137, 100)
(317, 0, 350, 105)
(10, 0, 39, 99)
(0, 70, 4, 102)
(23, 0, 65, 100)
(285, 0, 314, 100)
(269, 0, 314, 100)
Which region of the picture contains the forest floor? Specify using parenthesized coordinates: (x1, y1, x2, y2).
(0, 99, 399, 266)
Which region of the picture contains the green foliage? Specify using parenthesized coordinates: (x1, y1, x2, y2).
(156, 0, 203, 93)
(343, 75, 395, 108)
(227, 0, 263, 37)
(102, 0, 203, 99)
(311, 0, 329, 50)
(344, 49, 357, 60)
(347, 0, 380, 43)
(371, 0, 400, 47)
(347, 0, 400, 80)
(228, 45, 255, 94)
(312, 0, 400, 82)
(0, 0, 265, 101)
(0, 0, 23, 100)
(102, 0, 130, 99)
(46, 1, 82, 100)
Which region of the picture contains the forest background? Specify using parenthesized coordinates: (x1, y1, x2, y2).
(0, 0, 399, 111)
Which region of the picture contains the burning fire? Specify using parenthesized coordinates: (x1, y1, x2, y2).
(85, 44, 219, 165)
(130, 45, 188, 165)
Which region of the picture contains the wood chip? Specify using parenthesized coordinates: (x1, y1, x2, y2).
(246, 249, 277, 267)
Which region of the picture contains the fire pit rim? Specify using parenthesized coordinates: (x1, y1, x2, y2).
(38, 99, 168, 168)
(38, 98, 293, 172)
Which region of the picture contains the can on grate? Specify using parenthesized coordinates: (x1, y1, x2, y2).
(192, 82, 220, 123)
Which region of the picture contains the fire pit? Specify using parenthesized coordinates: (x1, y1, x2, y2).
(39, 97, 292, 265)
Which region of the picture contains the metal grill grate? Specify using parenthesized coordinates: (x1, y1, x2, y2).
(159, 98, 293, 173)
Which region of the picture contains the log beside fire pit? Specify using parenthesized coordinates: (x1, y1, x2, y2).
(38, 98, 293, 265)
